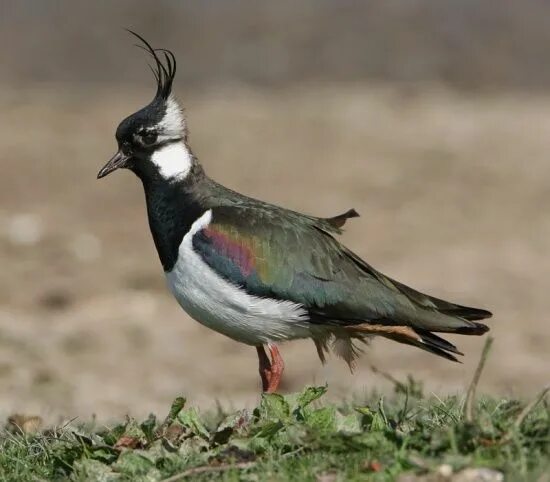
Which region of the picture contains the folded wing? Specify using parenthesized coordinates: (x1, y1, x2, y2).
(191, 205, 491, 360)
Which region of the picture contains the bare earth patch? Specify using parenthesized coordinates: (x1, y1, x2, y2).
(0, 83, 548, 420)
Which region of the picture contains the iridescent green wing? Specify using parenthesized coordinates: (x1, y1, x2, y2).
(192, 205, 491, 332)
(192, 205, 360, 314)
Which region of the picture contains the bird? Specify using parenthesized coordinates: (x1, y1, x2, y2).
(97, 32, 492, 393)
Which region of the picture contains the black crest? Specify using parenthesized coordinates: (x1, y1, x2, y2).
(127, 30, 177, 101)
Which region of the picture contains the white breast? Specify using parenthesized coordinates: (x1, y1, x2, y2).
(165, 210, 314, 346)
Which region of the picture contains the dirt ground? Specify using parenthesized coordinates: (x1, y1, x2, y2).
(0, 83, 548, 422)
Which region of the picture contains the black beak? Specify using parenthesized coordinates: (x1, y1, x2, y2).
(97, 150, 131, 179)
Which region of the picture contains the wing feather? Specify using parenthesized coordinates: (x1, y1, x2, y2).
(192, 205, 491, 334)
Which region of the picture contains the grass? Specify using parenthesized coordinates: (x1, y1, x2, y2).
(0, 342, 548, 481)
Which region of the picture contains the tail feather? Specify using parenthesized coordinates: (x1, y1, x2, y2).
(367, 311, 491, 335)
(414, 328, 464, 356)
(381, 329, 462, 363)
(452, 322, 490, 335)
(344, 323, 464, 363)
(408, 338, 461, 363)
(325, 315, 488, 367)
(387, 277, 493, 325)
(401, 304, 492, 334)
(437, 305, 492, 322)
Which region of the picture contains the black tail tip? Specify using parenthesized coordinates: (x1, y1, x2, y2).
(470, 308, 493, 321)
(455, 322, 490, 336)
(448, 307, 493, 321)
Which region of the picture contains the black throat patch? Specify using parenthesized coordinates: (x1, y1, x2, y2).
(142, 169, 206, 272)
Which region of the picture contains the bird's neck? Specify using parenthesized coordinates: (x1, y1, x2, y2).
(141, 157, 208, 272)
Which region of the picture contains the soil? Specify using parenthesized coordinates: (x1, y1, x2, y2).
(0, 83, 548, 421)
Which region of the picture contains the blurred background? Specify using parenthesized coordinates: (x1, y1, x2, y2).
(0, 0, 548, 421)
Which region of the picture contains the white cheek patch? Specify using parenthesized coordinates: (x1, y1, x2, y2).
(151, 142, 192, 179)
(159, 96, 185, 137)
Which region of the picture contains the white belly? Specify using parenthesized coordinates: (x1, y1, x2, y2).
(165, 210, 314, 345)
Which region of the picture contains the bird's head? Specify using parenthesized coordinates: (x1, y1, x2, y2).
(98, 31, 193, 182)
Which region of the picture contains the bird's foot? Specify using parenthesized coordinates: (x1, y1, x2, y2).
(256, 343, 284, 393)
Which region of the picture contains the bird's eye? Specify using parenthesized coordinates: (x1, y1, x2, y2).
(141, 132, 158, 146)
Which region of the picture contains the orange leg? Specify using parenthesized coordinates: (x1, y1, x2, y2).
(256, 345, 271, 392)
(256, 344, 285, 393)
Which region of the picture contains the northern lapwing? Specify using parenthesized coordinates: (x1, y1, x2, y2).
(98, 33, 492, 393)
